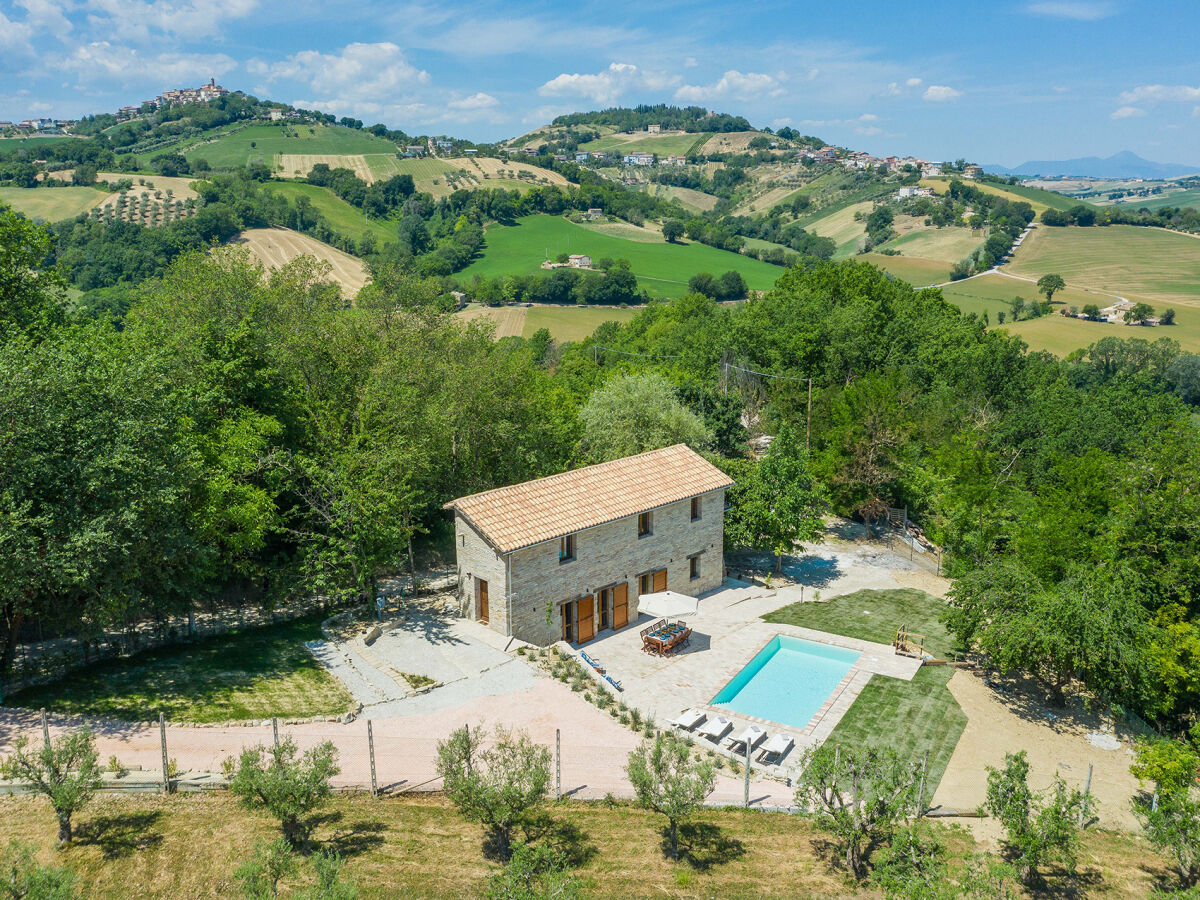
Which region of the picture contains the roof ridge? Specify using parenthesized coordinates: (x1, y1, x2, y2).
(445, 443, 690, 508)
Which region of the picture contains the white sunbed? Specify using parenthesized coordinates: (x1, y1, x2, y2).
(668, 708, 706, 732)
(756, 732, 795, 764)
(726, 724, 767, 754)
(697, 715, 732, 742)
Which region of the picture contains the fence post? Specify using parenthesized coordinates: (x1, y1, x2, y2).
(159, 713, 170, 794)
(368, 720, 377, 798)
(1151, 783, 1159, 813)
(1080, 763, 1094, 826)
(555, 728, 561, 800)
(40, 708, 50, 750)
(272, 717, 280, 752)
(916, 749, 929, 817)
(743, 740, 751, 808)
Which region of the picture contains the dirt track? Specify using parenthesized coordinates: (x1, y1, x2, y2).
(232, 227, 369, 298)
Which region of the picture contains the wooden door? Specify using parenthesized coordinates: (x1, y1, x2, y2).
(478, 579, 489, 624)
(576, 595, 595, 643)
(652, 568, 668, 592)
(612, 583, 629, 629)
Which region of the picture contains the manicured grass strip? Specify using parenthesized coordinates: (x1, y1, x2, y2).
(9, 615, 354, 723)
(763, 588, 956, 658)
(827, 666, 967, 800)
(458, 214, 782, 298)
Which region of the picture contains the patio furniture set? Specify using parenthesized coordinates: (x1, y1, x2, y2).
(667, 707, 795, 765)
(640, 619, 692, 656)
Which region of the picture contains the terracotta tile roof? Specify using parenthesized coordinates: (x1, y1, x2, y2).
(445, 444, 733, 554)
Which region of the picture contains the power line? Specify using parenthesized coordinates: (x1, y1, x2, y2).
(592, 345, 682, 361)
(724, 362, 808, 382)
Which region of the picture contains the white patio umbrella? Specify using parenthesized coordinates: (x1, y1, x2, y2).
(638, 590, 699, 618)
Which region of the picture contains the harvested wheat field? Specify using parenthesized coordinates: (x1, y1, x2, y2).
(232, 227, 369, 297)
(277, 153, 377, 182)
(452, 156, 571, 188)
(97, 173, 199, 200)
(456, 304, 527, 338)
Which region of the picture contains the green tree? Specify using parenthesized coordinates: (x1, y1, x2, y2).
(793, 744, 918, 879)
(720, 429, 826, 572)
(226, 737, 340, 849)
(0, 841, 78, 899)
(579, 372, 713, 462)
(0, 728, 102, 844)
(625, 732, 716, 860)
(869, 825, 949, 899)
(0, 205, 66, 340)
(985, 751, 1084, 885)
(485, 842, 581, 900)
(1082, 303, 1101, 319)
(661, 219, 684, 243)
(1134, 786, 1200, 889)
(1036, 273, 1066, 303)
(436, 725, 551, 860)
(1124, 302, 1154, 324)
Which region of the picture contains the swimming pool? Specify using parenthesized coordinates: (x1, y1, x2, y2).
(710, 635, 861, 730)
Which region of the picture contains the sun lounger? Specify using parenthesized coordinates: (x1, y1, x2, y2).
(668, 708, 706, 732)
(756, 732, 794, 764)
(698, 715, 732, 742)
(727, 724, 766, 754)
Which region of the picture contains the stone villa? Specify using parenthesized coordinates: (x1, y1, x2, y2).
(445, 444, 733, 646)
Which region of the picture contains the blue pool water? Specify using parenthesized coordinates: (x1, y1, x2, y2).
(710, 636, 861, 729)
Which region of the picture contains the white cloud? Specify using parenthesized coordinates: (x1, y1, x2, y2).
(856, 125, 882, 136)
(1118, 84, 1200, 104)
(675, 70, 784, 102)
(61, 42, 236, 85)
(923, 84, 962, 102)
(250, 43, 430, 103)
(885, 77, 923, 96)
(448, 92, 498, 111)
(684, 56, 698, 68)
(16, 0, 72, 35)
(1110, 105, 1145, 120)
(1025, 1, 1116, 20)
(81, 0, 259, 41)
(0, 9, 34, 54)
(538, 63, 678, 106)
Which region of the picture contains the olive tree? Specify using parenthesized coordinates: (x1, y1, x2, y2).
(985, 751, 1084, 885)
(793, 744, 918, 879)
(436, 725, 551, 859)
(226, 737, 340, 849)
(625, 732, 716, 860)
(1, 728, 102, 845)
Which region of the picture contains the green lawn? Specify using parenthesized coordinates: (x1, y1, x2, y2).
(8, 616, 354, 723)
(0, 135, 84, 151)
(0, 185, 105, 222)
(183, 124, 395, 169)
(262, 181, 398, 244)
(458, 215, 783, 298)
(523, 305, 640, 341)
(763, 588, 966, 795)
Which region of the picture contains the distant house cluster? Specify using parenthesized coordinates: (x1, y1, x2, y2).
(2, 117, 74, 135)
(541, 254, 594, 271)
(895, 185, 937, 200)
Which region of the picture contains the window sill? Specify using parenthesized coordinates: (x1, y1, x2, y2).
(559, 556, 575, 565)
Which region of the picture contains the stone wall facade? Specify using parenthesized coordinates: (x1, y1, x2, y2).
(455, 489, 727, 646)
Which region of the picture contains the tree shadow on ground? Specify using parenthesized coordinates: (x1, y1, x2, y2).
(313, 811, 387, 859)
(1025, 864, 1104, 898)
(75, 810, 164, 860)
(516, 812, 597, 867)
(977, 671, 1114, 735)
(670, 822, 745, 872)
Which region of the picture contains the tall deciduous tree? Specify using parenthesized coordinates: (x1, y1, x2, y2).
(1036, 273, 1066, 303)
(578, 372, 713, 462)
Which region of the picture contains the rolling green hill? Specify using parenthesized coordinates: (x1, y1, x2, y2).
(578, 131, 708, 157)
(183, 124, 397, 169)
(260, 182, 398, 244)
(458, 214, 782, 298)
(0, 185, 106, 222)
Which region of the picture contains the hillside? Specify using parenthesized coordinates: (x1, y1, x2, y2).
(183, 123, 398, 170)
(0, 185, 105, 222)
(988, 151, 1200, 179)
(920, 177, 1082, 214)
(231, 227, 370, 297)
(457, 214, 781, 297)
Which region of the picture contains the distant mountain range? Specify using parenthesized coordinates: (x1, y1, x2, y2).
(985, 151, 1200, 180)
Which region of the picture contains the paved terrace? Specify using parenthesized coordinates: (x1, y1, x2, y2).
(566, 577, 920, 776)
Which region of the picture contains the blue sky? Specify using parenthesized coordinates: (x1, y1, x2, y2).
(3, 0, 1199, 165)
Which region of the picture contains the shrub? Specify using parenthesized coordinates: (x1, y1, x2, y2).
(226, 737, 340, 849)
(436, 725, 551, 859)
(0, 840, 78, 899)
(485, 842, 581, 900)
(0, 728, 102, 844)
(234, 838, 297, 900)
(985, 750, 1083, 885)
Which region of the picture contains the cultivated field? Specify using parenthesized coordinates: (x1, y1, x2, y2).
(920, 177, 1081, 214)
(277, 153, 377, 182)
(648, 183, 719, 213)
(0, 135, 83, 151)
(231, 227, 370, 297)
(457, 214, 781, 298)
(97, 172, 199, 200)
(1007, 224, 1200, 306)
(0, 185, 105, 221)
(878, 220, 984, 263)
(699, 130, 770, 153)
(578, 219, 664, 242)
(456, 304, 527, 338)
(367, 155, 457, 189)
(803, 200, 872, 256)
(578, 130, 705, 157)
(733, 182, 805, 217)
(260, 182, 398, 244)
(859, 253, 955, 286)
(183, 123, 395, 170)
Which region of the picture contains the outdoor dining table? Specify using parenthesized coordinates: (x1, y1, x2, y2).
(643, 622, 691, 656)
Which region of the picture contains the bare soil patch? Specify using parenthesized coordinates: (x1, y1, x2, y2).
(277, 153, 375, 182)
(232, 227, 369, 298)
(456, 304, 527, 338)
